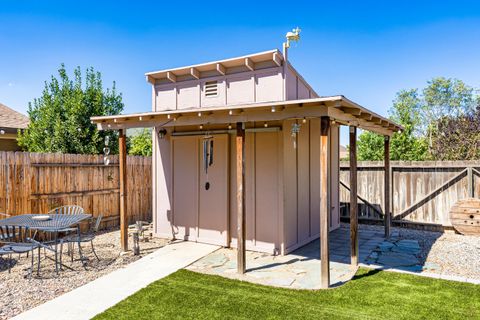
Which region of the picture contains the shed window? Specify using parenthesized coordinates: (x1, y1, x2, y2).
(204, 81, 218, 97)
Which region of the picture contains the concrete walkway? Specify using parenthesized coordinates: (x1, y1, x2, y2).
(12, 241, 219, 320)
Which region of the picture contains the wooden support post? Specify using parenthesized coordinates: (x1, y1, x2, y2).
(236, 122, 246, 274)
(349, 126, 358, 266)
(119, 129, 128, 251)
(467, 167, 474, 198)
(384, 136, 391, 238)
(320, 116, 330, 288)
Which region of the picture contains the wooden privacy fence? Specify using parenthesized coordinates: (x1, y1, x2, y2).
(0, 151, 152, 228)
(340, 161, 480, 228)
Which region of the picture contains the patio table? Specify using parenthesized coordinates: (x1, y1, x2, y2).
(0, 213, 92, 273)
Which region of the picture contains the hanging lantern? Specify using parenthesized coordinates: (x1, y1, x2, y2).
(291, 123, 301, 149)
(203, 132, 214, 190)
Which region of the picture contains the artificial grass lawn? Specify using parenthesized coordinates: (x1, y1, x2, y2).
(93, 268, 480, 320)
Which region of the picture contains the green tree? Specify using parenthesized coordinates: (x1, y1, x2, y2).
(357, 131, 384, 161)
(128, 128, 152, 156)
(18, 64, 124, 154)
(357, 90, 428, 161)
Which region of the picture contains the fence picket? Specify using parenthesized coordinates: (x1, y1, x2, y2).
(0, 151, 151, 229)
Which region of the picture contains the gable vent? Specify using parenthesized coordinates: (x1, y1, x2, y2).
(204, 81, 218, 97)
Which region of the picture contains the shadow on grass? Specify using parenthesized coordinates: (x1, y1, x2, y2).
(351, 268, 382, 280)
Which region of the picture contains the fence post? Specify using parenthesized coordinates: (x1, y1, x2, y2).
(384, 136, 391, 238)
(467, 167, 474, 198)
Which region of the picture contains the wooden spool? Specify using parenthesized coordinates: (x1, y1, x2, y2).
(450, 198, 480, 236)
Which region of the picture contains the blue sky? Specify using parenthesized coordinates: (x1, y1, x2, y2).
(1, 1, 479, 144)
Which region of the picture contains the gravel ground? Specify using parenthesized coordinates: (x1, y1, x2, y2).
(396, 228, 480, 279)
(359, 223, 480, 280)
(0, 228, 168, 320)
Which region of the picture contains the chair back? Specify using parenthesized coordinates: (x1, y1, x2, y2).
(93, 214, 103, 233)
(0, 225, 30, 244)
(48, 205, 84, 215)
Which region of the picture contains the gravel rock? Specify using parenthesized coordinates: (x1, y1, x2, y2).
(357, 223, 480, 280)
(0, 228, 168, 320)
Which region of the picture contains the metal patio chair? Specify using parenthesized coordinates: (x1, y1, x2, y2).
(48, 205, 85, 216)
(59, 214, 103, 264)
(45, 205, 85, 241)
(37, 206, 85, 265)
(0, 225, 40, 277)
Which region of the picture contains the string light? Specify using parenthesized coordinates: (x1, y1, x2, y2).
(198, 112, 202, 117)
(271, 106, 276, 113)
(264, 122, 268, 128)
(228, 124, 232, 130)
(199, 124, 203, 129)
(302, 117, 307, 124)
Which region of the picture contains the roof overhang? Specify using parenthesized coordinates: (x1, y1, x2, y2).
(91, 96, 402, 136)
(145, 49, 283, 84)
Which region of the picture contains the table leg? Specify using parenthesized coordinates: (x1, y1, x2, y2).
(54, 231, 58, 275)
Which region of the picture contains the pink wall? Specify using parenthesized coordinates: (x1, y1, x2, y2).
(229, 131, 283, 254)
(154, 68, 284, 111)
(152, 120, 340, 255)
(282, 119, 340, 254)
(153, 63, 317, 112)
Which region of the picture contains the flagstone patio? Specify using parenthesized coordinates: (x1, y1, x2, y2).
(187, 224, 387, 289)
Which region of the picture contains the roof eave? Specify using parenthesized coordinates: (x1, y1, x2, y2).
(90, 96, 402, 136)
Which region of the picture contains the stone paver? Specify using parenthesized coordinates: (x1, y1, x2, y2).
(187, 225, 385, 289)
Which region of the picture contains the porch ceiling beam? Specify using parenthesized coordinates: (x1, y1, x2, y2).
(216, 63, 226, 76)
(146, 75, 155, 84)
(339, 106, 362, 116)
(371, 116, 383, 125)
(94, 106, 397, 135)
(327, 107, 393, 136)
(91, 97, 402, 133)
(245, 58, 255, 71)
(190, 67, 200, 79)
(94, 104, 330, 130)
(358, 113, 373, 121)
(166, 71, 177, 83)
(228, 109, 243, 116)
(273, 52, 282, 67)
